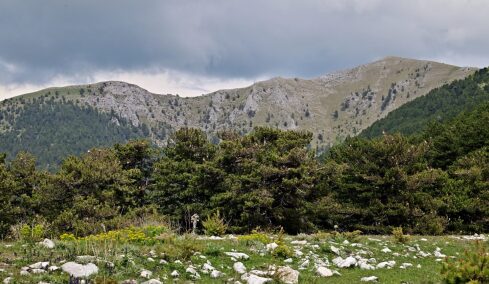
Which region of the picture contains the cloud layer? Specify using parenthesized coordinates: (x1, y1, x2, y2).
(1, 0, 489, 99)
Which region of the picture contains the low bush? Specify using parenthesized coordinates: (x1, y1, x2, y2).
(392, 227, 410, 244)
(202, 211, 228, 236)
(441, 242, 489, 283)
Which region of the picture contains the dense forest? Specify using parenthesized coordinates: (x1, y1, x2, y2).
(1, 100, 488, 239)
(361, 67, 489, 138)
(0, 97, 149, 170)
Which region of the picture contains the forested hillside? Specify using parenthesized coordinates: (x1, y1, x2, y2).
(0, 57, 475, 170)
(1, 101, 488, 238)
(0, 96, 148, 170)
(361, 67, 489, 138)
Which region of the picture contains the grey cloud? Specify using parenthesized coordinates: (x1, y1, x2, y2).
(1, 0, 489, 85)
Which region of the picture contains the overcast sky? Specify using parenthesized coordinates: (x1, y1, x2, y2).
(1, 0, 488, 100)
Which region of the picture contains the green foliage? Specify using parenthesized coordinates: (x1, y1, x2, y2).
(392, 227, 410, 244)
(362, 68, 489, 138)
(441, 242, 489, 284)
(272, 228, 293, 259)
(0, 99, 148, 170)
(19, 223, 45, 243)
(238, 230, 272, 244)
(202, 211, 228, 236)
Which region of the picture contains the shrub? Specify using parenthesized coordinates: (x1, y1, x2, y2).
(238, 229, 271, 244)
(415, 215, 447, 235)
(441, 242, 489, 284)
(331, 230, 362, 243)
(272, 228, 293, 259)
(202, 211, 227, 236)
(392, 227, 410, 244)
(159, 235, 203, 261)
(18, 223, 45, 243)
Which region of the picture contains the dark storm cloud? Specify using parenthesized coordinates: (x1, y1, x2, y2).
(1, 0, 489, 85)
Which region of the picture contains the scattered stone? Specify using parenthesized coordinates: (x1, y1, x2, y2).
(2, 278, 12, 284)
(186, 266, 201, 279)
(266, 242, 278, 251)
(29, 262, 49, 270)
(142, 280, 162, 284)
(434, 248, 446, 258)
(39, 239, 55, 249)
(211, 270, 223, 278)
(242, 273, 272, 284)
(284, 258, 293, 263)
(400, 263, 413, 269)
(170, 270, 180, 278)
(361, 276, 378, 282)
(274, 266, 299, 284)
(376, 261, 396, 269)
(20, 270, 30, 276)
(333, 256, 357, 268)
(61, 262, 99, 278)
(159, 259, 168, 265)
(140, 269, 152, 279)
(209, 236, 224, 240)
(316, 266, 333, 277)
(290, 240, 307, 246)
(358, 261, 376, 270)
(330, 245, 341, 255)
(31, 269, 46, 274)
(381, 247, 392, 253)
(225, 252, 250, 260)
(234, 262, 247, 274)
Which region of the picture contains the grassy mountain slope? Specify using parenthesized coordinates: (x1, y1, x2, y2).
(0, 57, 476, 168)
(360, 67, 489, 138)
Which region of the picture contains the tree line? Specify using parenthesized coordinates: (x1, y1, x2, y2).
(1, 102, 489, 238)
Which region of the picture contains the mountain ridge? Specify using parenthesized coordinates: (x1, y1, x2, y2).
(0, 57, 477, 167)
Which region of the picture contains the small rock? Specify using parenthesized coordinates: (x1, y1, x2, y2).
(140, 269, 152, 279)
(31, 269, 46, 274)
(381, 247, 392, 253)
(284, 258, 293, 263)
(361, 276, 378, 282)
(400, 263, 413, 269)
(61, 262, 99, 278)
(170, 270, 179, 278)
(290, 240, 307, 245)
(210, 270, 223, 278)
(376, 261, 395, 269)
(159, 259, 168, 265)
(186, 266, 201, 279)
(266, 242, 278, 251)
(142, 280, 162, 284)
(274, 266, 299, 284)
(3, 278, 12, 284)
(225, 252, 250, 260)
(20, 270, 30, 276)
(316, 266, 333, 277)
(333, 256, 357, 268)
(29, 262, 49, 270)
(39, 239, 55, 249)
(234, 262, 247, 274)
(243, 273, 272, 284)
(330, 245, 341, 255)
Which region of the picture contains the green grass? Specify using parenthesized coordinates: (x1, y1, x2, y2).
(0, 234, 483, 283)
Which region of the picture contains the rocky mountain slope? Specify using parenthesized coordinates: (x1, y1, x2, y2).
(0, 56, 476, 165)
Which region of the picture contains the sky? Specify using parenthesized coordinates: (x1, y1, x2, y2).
(1, 0, 489, 100)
